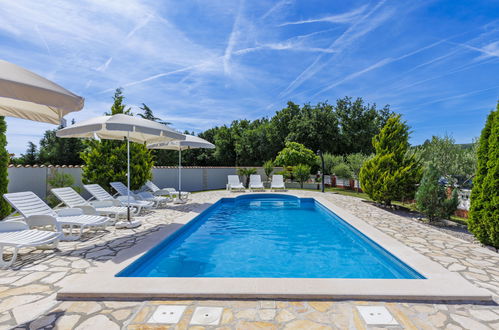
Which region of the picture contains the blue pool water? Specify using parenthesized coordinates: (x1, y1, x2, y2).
(118, 194, 424, 279)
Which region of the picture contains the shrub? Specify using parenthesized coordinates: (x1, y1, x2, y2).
(293, 164, 311, 188)
(274, 141, 317, 168)
(237, 167, 257, 187)
(263, 160, 274, 181)
(415, 164, 458, 222)
(332, 163, 352, 179)
(346, 153, 369, 190)
(359, 115, 422, 206)
(468, 105, 499, 247)
(46, 170, 81, 207)
(318, 153, 343, 175)
(0, 117, 10, 218)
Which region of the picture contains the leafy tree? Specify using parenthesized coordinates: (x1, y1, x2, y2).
(293, 164, 311, 188)
(468, 106, 499, 247)
(20, 142, 39, 165)
(332, 162, 352, 179)
(346, 153, 369, 190)
(319, 153, 343, 175)
(335, 97, 393, 154)
(38, 121, 85, 165)
(138, 103, 171, 125)
(236, 167, 257, 188)
(417, 134, 477, 186)
(263, 160, 274, 181)
(0, 117, 11, 218)
(287, 102, 340, 153)
(359, 115, 422, 206)
(81, 88, 153, 191)
(274, 142, 317, 168)
(415, 164, 458, 222)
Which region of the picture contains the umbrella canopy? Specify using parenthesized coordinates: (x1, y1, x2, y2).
(147, 134, 215, 150)
(148, 134, 214, 196)
(0, 60, 84, 124)
(57, 114, 185, 226)
(56, 113, 184, 142)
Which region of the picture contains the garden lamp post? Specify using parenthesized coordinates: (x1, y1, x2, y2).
(317, 150, 325, 193)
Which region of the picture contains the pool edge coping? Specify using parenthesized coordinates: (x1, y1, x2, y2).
(57, 191, 493, 302)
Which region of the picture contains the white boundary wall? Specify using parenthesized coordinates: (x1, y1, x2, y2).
(7, 166, 281, 200)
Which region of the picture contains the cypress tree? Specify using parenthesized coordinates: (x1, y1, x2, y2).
(359, 115, 422, 206)
(81, 88, 153, 191)
(0, 117, 11, 218)
(469, 105, 499, 247)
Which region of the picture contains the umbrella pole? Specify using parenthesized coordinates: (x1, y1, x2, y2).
(127, 132, 131, 222)
(178, 148, 182, 198)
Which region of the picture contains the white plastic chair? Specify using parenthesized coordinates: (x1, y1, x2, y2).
(83, 184, 153, 214)
(249, 175, 265, 191)
(110, 182, 170, 207)
(3, 191, 110, 241)
(228, 175, 245, 192)
(143, 180, 190, 199)
(51, 187, 127, 219)
(271, 175, 286, 191)
(0, 221, 61, 268)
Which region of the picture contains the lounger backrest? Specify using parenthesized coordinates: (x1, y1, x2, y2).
(145, 180, 159, 192)
(228, 175, 242, 186)
(3, 191, 57, 218)
(51, 187, 87, 208)
(84, 184, 114, 201)
(110, 182, 131, 197)
(250, 174, 262, 185)
(272, 175, 284, 185)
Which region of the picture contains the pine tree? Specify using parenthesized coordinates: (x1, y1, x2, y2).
(359, 115, 422, 206)
(21, 142, 39, 165)
(469, 105, 499, 247)
(415, 164, 458, 222)
(0, 117, 11, 218)
(81, 88, 153, 191)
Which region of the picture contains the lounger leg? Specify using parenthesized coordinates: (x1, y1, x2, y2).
(61, 224, 81, 241)
(0, 245, 18, 269)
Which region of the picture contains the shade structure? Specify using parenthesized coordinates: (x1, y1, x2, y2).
(147, 135, 215, 196)
(57, 114, 185, 226)
(0, 60, 84, 124)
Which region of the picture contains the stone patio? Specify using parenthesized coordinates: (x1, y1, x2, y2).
(0, 190, 498, 329)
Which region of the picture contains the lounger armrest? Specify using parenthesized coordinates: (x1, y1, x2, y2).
(73, 204, 97, 215)
(0, 220, 29, 232)
(56, 208, 84, 217)
(24, 215, 61, 231)
(89, 200, 115, 208)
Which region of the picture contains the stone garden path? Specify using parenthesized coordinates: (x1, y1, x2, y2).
(0, 190, 498, 329)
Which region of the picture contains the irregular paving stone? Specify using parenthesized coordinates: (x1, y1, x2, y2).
(235, 309, 258, 320)
(12, 293, 57, 325)
(15, 272, 50, 286)
(468, 309, 499, 322)
(258, 309, 276, 321)
(0, 294, 45, 311)
(0, 284, 50, 298)
(28, 314, 56, 330)
(275, 309, 295, 323)
(111, 309, 131, 321)
(284, 319, 332, 330)
(308, 301, 333, 312)
(428, 311, 448, 328)
(75, 315, 119, 330)
(236, 321, 277, 330)
(54, 314, 80, 329)
(63, 301, 102, 314)
(71, 259, 90, 269)
(221, 309, 234, 324)
(450, 313, 492, 330)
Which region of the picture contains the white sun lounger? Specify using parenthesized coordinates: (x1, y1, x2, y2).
(51, 187, 128, 219)
(249, 174, 265, 191)
(110, 182, 170, 207)
(271, 175, 286, 191)
(143, 180, 190, 199)
(84, 184, 153, 214)
(3, 191, 110, 241)
(0, 221, 61, 268)
(228, 175, 245, 192)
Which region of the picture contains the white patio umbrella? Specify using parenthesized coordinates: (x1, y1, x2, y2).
(57, 114, 185, 227)
(147, 135, 215, 202)
(0, 60, 84, 124)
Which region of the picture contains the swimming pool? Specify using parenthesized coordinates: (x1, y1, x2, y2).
(118, 194, 423, 279)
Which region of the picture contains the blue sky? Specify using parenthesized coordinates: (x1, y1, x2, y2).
(1, 0, 498, 155)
